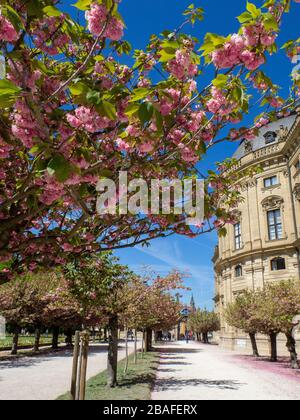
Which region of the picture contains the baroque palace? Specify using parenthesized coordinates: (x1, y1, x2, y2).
(213, 114, 300, 355)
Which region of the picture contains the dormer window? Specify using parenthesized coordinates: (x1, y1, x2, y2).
(264, 131, 277, 145)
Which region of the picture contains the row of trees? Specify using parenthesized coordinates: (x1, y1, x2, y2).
(0, 253, 185, 387)
(225, 280, 300, 369)
(189, 309, 220, 344)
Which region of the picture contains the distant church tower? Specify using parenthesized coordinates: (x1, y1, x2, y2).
(190, 295, 196, 312)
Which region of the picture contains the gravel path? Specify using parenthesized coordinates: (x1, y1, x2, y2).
(152, 341, 300, 400)
(0, 340, 139, 400)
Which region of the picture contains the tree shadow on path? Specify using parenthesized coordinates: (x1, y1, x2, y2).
(154, 377, 243, 392)
(0, 343, 123, 370)
(155, 347, 202, 355)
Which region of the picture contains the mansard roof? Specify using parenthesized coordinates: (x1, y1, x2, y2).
(232, 114, 297, 161)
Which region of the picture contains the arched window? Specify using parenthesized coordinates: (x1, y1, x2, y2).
(235, 265, 243, 278)
(271, 258, 286, 271)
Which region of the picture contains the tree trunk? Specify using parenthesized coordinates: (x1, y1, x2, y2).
(134, 329, 137, 364)
(145, 328, 153, 352)
(286, 331, 299, 369)
(65, 329, 73, 348)
(249, 332, 259, 357)
(11, 326, 19, 355)
(52, 326, 59, 350)
(124, 325, 129, 374)
(107, 315, 118, 388)
(141, 329, 145, 358)
(33, 327, 41, 352)
(269, 332, 278, 362)
(103, 327, 108, 342)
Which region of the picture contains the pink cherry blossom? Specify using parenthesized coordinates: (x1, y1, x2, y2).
(86, 3, 124, 41)
(0, 16, 18, 43)
(0, 136, 12, 158)
(167, 50, 198, 80)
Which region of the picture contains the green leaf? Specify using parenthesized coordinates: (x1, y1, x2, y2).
(72, 0, 92, 10)
(98, 100, 117, 120)
(199, 33, 227, 56)
(0, 80, 21, 107)
(69, 82, 89, 96)
(0, 80, 21, 95)
(138, 102, 154, 125)
(47, 155, 74, 183)
(237, 11, 253, 24)
(159, 50, 176, 63)
(246, 2, 261, 18)
(155, 109, 164, 132)
(129, 87, 151, 103)
(0, 94, 17, 107)
(86, 90, 101, 105)
(263, 14, 279, 31)
(43, 6, 62, 17)
(218, 227, 227, 238)
(125, 103, 139, 117)
(212, 74, 228, 89)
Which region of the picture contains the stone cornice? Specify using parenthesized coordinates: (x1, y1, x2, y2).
(282, 115, 300, 158)
(214, 243, 299, 269)
(230, 115, 300, 175)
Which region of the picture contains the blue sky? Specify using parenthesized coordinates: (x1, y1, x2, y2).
(63, 0, 300, 309)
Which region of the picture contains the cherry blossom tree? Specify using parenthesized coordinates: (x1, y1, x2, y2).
(0, 271, 59, 353)
(225, 291, 261, 357)
(0, 0, 299, 276)
(226, 281, 300, 367)
(64, 252, 135, 387)
(257, 281, 300, 367)
(123, 271, 186, 354)
(189, 309, 220, 344)
(41, 273, 83, 349)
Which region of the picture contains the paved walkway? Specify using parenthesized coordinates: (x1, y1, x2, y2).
(0, 340, 139, 400)
(152, 342, 300, 400)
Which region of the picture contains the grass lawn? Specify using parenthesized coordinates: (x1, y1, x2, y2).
(57, 351, 159, 401)
(0, 335, 65, 350)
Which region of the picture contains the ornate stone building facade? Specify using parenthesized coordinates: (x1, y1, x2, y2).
(213, 114, 300, 355)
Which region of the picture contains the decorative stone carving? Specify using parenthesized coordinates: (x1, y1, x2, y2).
(262, 195, 284, 211)
(248, 179, 257, 188)
(294, 184, 300, 200)
(244, 140, 253, 154)
(264, 131, 277, 144)
(231, 209, 242, 222)
(276, 125, 290, 141)
(283, 170, 289, 178)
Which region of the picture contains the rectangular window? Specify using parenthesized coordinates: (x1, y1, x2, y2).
(267, 209, 283, 240)
(271, 258, 286, 271)
(235, 265, 243, 278)
(234, 223, 242, 250)
(264, 176, 278, 188)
